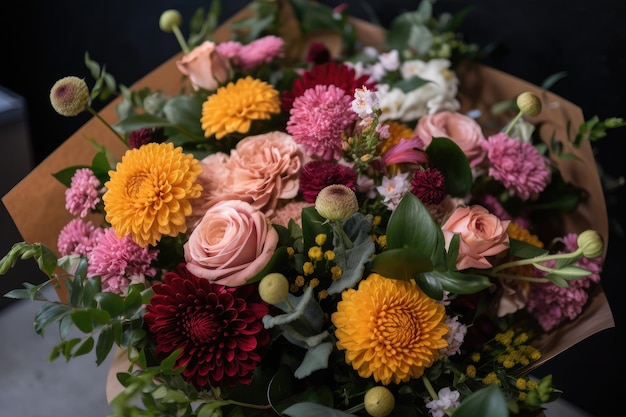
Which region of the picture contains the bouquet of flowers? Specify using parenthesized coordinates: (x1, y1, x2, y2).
(1, 1, 620, 416)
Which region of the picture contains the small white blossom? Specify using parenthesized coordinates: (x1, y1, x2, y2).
(378, 50, 400, 72)
(440, 315, 467, 356)
(425, 387, 461, 417)
(376, 172, 410, 210)
(351, 86, 380, 118)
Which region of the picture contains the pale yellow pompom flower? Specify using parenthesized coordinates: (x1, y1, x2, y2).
(49, 76, 89, 117)
(103, 142, 202, 247)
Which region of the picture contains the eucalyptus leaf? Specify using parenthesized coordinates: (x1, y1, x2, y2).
(294, 342, 334, 379)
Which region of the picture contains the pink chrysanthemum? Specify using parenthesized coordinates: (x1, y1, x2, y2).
(482, 133, 551, 200)
(144, 264, 271, 388)
(65, 168, 101, 218)
(87, 228, 158, 294)
(526, 233, 603, 332)
(287, 84, 356, 160)
(410, 168, 446, 205)
(128, 127, 166, 149)
(57, 218, 104, 256)
(299, 160, 358, 203)
(281, 61, 376, 111)
(215, 41, 243, 61)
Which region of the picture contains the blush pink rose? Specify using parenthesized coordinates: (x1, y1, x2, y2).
(184, 200, 279, 286)
(441, 205, 510, 270)
(222, 131, 303, 216)
(176, 41, 231, 91)
(415, 111, 487, 167)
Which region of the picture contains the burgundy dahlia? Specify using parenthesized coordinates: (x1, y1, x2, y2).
(144, 264, 270, 388)
(281, 61, 376, 111)
(299, 160, 358, 203)
(410, 168, 446, 205)
(128, 127, 166, 149)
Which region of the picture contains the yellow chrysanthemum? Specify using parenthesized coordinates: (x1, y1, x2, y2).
(103, 142, 202, 247)
(332, 273, 449, 385)
(200, 76, 280, 139)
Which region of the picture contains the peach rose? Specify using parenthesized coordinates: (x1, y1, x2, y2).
(415, 111, 486, 167)
(176, 41, 230, 91)
(184, 200, 279, 286)
(441, 205, 510, 270)
(222, 131, 303, 216)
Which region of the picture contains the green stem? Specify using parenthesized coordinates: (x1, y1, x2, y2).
(422, 375, 438, 400)
(172, 25, 190, 54)
(345, 403, 365, 414)
(488, 272, 551, 283)
(333, 220, 354, 250)
(503, 110, 523, 135)
(86, 105, 127, 146)
(490, 248, 582, 274)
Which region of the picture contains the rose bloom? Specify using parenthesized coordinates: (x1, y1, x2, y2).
(176, 41, 231, 91)
(441, 205, 511, 270)
(415, 111, 487, 168)
(184, 200, 279, 286)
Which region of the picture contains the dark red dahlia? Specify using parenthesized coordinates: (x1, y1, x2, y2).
(144, 264, 270, 388)
(410, 168, 447, 205)
(299, 160, 358, 203)
(281, 61, 377, 111)
(305, 42, 331, 65)
(128, 127, 167, 149)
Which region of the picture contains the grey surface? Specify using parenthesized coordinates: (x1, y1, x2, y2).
(0, 288, 593, 417)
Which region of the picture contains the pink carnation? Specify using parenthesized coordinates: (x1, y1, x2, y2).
(482, 133, 550, 200)
(238, 35, 284, 69)
(65, 168, 101, 218)
(57, 218, 104, 256)
(87, 228, 158, 294)
(287, 84, 356, 160)
(526, 233, 603, 332)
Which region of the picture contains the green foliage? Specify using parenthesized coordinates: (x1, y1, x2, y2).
(453, 385, 509, 417)
(426, 137, 473, 197)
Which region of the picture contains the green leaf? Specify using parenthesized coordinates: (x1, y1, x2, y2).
(34, 303, 71, 335)
(282, 402, 356, 417)
(508, 238, 548, 259)
(95, 292, 126, 316)
(162, 95, 204, 137)
(391, 75, 431, 93)
(161, 349, 183, 373)
(246, 246, 290, 284)
(52, 165, 91, 187)
(370, 248, 433, 281)
(421, 270, 493, 295)
(415, 270, 444, 299)
(71, 310, 94, 333)
(114, 114, 170, 134)
(95, 326, 114, 365)
(73, 336, 95, 357)
(89, 307, 112, 325)
(541, 71, 567, 90)
(82, 277, 102, 309)
(386, 193, 441, 261)
(453, 385, 508, 417)
(426, 137, 472, 197)
(446, 233, 460, 271)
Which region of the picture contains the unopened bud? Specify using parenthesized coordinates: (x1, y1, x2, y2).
(577, 230, 603, 259)
(516, 92, 542, 117)
(159, 10, 182, 33)
(315, 184, 359, 222)
(258, 273, 289, 305)
(49, 76, 89, 117)
(364, 386, 395, 417)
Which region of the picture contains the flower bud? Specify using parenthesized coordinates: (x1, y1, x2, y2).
(516, 92, 542, 117)
(49, 76, 89, 117)
(159, 9, 182, 33)
(364, 386, 395, 417)
(258, 273, 289, 305)
(577, 230, 604, 259)
(315, 184, 358, 222)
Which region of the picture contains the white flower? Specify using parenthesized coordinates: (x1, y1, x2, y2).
(376, 172, 410, 210)
(425, 387, 461, 417)
(351, 86, 380, 118)
(440, 315, 467, 356)
(378, 50, 400, 72)
(378, 58, 460, 122)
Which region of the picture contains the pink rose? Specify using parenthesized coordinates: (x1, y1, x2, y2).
(222, 131, 303, 216)
(176, 41, 230, 91)
(441, 205, 510, 270)
(184, 200, 279, 286)
(415, 111, 487, 167)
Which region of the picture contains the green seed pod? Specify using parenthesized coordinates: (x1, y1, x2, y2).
(516, 91, 542, 117)
(159, 9, 182, 33)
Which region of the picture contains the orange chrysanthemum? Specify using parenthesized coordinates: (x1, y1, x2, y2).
(377, 121, 415, 154)
(103, 142, 203, 247)
(332, 273, 449, 385)
(200, 76, 280, 139)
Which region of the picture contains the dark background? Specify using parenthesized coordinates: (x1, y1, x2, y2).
(2, 1, 624, 415)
